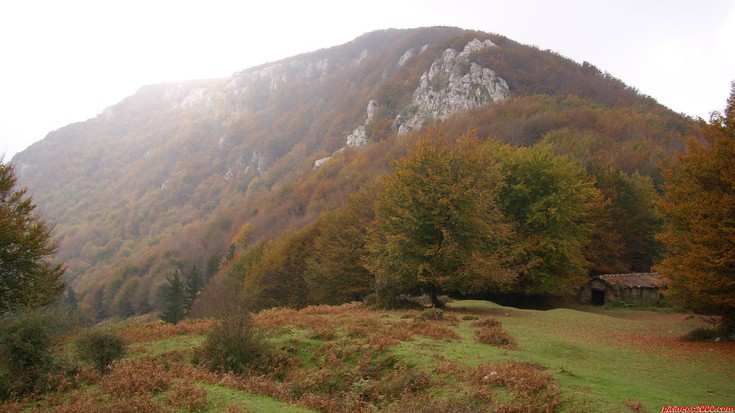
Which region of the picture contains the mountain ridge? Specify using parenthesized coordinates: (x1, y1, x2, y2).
(11, 27, 697, 318)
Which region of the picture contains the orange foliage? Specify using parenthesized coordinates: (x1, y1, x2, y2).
(656, 84, 735, 326)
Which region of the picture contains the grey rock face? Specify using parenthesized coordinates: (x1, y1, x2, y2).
(315, 99, 379, 168)
(395, 39, 509, 134)
(346, 99, 379, 149)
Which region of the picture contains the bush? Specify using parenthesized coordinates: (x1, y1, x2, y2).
(387, 394, 490, 413)
(75, 330, 127, 373)
(471, 317, 500, 328)
(474, 325, 516, 349)
(198, 311, 273, 375)
(166, 380, 208, 411)
(0, 310, 63, 399)
(468, 360, 561, 411)
(365, 292, 423, 310)
(680, 327, 720, 342)
(417, 308, 444, 321)
(101, 356, 172, 397)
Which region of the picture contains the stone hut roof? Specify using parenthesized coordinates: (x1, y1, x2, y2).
(595, 273, 668, 289)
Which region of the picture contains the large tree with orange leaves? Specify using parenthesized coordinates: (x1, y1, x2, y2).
(656, 83, 735, 331)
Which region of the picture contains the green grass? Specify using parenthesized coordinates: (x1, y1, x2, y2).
(201, 383, 316, 413)
(3, 302, 733, 413)
(130, 334, 207, 357)
(260, 300, 734, 412)
(439, 300, 735, 412)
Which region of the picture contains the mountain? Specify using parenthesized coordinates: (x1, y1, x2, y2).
(12, 27, 698, 317)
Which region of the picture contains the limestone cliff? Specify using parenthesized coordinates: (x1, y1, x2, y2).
(394, 39, 509, 134)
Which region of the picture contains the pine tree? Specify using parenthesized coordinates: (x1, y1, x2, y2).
(0, 162, 64, 313)
(159, 271, 186, 324)
(205, 253, 221, 279)
(184, 265, 203, 312)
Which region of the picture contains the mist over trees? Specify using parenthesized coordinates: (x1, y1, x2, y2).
(10, 27, 718, 320)
(2, 28, 733, 412)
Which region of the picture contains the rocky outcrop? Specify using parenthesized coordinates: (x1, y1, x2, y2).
(394, 39, 509, 134)
(315, 99, 379, 168)
(345, 100, 379, 148)
(397, 44, 428, 68)
(313, 156, 332, 169)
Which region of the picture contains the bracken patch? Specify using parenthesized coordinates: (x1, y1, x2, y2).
(101, 356, 172, 397)
(467, 360, 561, 412)
(165, 380, 208, 412)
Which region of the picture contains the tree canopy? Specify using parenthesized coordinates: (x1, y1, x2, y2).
(495, 143, 598, 295)
(366, 136, 515, 306)
(656, 83, 735, 330)
(0, 162, 64, 313)
(305, 185, 378, 305)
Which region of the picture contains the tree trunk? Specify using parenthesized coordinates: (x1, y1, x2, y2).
(430, 292, 444, 308)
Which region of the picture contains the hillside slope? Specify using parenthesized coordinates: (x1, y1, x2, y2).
(12, 27, 698, 316)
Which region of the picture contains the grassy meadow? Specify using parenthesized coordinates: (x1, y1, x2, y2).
(3, 300, 733, 413)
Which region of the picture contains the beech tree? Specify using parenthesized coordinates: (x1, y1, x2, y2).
(585, 164, 662, 274)
(495, 143, 597, 296)
(0, 162, 64, 313)
(250, 224, 319, 309)
(656, 83, 735, 332)
(305, 185, 378, 304)
(366, 136, 514, 307)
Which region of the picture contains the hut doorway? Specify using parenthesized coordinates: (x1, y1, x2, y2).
(591, 289, 605, 305)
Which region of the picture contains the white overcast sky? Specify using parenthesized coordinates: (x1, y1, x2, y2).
(1, 0, 734, 160)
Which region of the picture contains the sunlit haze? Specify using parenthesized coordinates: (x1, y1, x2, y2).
(1, 0, 733, 160)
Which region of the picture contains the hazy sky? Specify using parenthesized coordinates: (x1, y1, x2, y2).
(1, 0, 733, 160)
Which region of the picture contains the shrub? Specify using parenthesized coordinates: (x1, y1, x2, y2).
(365, 292, 416, 309)
(75, 330, 127, 373)
(367, 366, 432, 402)
(0, 310, 62, 399)
(471, 317, 500, 328)
(101, 356, 172, 397)
(417, 308, 444, 321)
(198, 311, 273, 375)
(623, 397, 644, 412)
(166, 380, 208, 411)
(474, 325, 516, 349)
(408, 321, 461, 341)
(307, 327, 336, 341)
(468, 360, 561, 411)
(387, 394, 490, 413)
(680, 327, 719, 342)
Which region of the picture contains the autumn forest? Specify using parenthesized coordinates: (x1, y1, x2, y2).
(2, 26, 735, 412)
(6, 26, 732, 328)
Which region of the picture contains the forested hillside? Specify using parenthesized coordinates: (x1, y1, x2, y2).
(12, 27, 699, 319)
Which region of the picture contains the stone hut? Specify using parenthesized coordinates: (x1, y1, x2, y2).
(580, 273, 668, 305)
